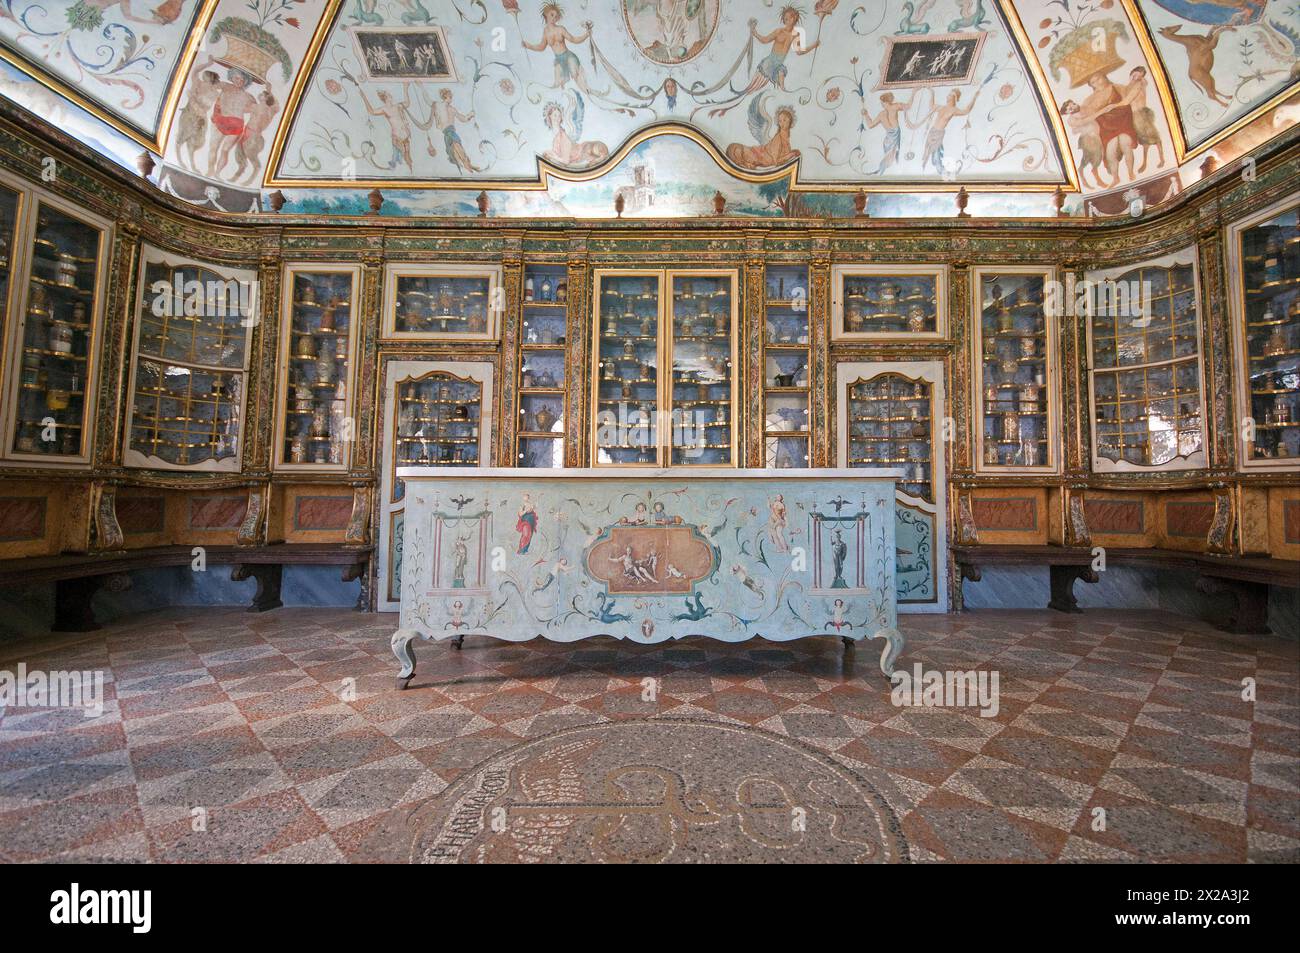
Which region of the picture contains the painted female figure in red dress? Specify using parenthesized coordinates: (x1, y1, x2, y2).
(516, 493, 538, 554)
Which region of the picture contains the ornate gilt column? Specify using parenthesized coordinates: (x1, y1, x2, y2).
(353, 249, 384, 480)
(95, 206, 142, 468)
(245, 231, 283, 473)
(809, 237, 832, 468)
(743, 231, 766, 468)
(1060, 258, 1091, 548)
(1197, 222, 1236, 475)
(498, 231, 525, 468)
(947, 259, 973, 476)
(564, 232, 590, 468)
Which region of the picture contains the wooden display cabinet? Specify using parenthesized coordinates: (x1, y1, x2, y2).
(381, 262, 501, 341)
(1086, 249, 1206, 473)
(838, 360, 947, 612)
(763, 264, 812, 468)
(516, 263, 568, 468)
(591, 268, 738, 467)
(0, 186, 111, 467)
(972, 267, 1059, 473)
(831, 264, 946, 340)
(123, 246, 257, 472)
(273, 263, 362, 472)
(1227, 194, 1300, 470)
(376, 359, 494, 612)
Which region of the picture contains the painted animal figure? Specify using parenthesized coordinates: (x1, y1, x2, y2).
(1158, 24, 1232, 107)
(948, 0, 987, 32)
(897, 0, 934, 35)
(672, 592, 710, 622)
(350, 0, 383, 25)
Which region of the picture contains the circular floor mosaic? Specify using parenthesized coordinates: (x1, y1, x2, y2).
(363, 718, 908, 863)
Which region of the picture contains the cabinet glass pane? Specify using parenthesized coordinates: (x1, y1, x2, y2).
(128, 259, 251, 468)
(595, 274, 660, 465)
(518, 264, 567, 467)
(394, 274, 491, 335)
(670, 273, 733, 466)
(978, 273, 1049, 468)
(393, 373, 483, 501)
(1090, 260, 1202, 467)
(765, 264, 810, 468)
(282, 271, 354, 467)
(10, 204, 103, 458)
(847, 374, 933, 501)
(844, 273, 937, 334)
(1239, 206, 1299, 462)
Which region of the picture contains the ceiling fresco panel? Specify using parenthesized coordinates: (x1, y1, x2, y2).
(1123, 0, 1299, 155)
(267, 0, 1069, 189)
(0, 0, 212, 143)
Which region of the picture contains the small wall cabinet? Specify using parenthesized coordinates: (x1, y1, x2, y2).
(831, 264, 946, 340)
(381, 263, 501, 341)
(0, 180, 111, 467)
(1227, 194, 1300, 470)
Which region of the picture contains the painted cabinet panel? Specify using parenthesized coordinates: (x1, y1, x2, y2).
(392, 470, 903, 681)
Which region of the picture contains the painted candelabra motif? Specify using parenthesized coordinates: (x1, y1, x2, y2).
(392, 474, 902, 684)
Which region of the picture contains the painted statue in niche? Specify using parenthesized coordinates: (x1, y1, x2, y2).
(622, 0, 720, 65)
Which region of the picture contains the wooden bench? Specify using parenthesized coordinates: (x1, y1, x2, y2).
(0, 544, 373, 632)
(953, 544, 1299, 635)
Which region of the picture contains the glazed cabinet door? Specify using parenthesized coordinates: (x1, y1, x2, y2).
(376, 359, 494, 612)
(837, 360, 948, 612)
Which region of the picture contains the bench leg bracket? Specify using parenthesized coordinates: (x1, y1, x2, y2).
(1196, 574, 1270, 635)
(231, 563, 283, 612)
(1048, 564, 1098, 613)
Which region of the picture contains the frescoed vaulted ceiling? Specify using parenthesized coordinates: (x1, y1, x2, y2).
(0, 0, 1296, 216)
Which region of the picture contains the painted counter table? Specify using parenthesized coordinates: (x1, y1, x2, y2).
(391, 468, 904, 686)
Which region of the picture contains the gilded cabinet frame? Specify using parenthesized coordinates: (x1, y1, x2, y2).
(970, 265, 1061, 474)
(1226, 193, 1300, 472)
(272, 262, 363, 473)
(380, 262, 502, 342)
(0, 173, 112, 468)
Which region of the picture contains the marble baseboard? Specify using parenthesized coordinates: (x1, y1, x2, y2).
(0, 565, 360, 640)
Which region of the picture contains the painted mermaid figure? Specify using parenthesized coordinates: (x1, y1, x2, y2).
(708, 6, 819, 118)
(522, 2, 608, 96)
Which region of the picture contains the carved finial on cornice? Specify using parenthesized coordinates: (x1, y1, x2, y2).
(267, 190, 286, 213)
(476, 190, 489, 217)
(135, 151, 156, 181)
(853, 188, 868, 218)
(1053, 185, 1067, 217)
(712, 190, 726, 216)
(367, 188, 384, 214)
(614, 191, 625, 218)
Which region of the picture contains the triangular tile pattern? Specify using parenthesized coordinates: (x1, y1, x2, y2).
(0, 608, 1295, 863)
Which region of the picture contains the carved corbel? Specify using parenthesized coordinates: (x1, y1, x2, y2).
(236, 484, 269, 546)
(954, 488, 978, 546)
(1063, 485, 1091, 548)
(346, 485, 372, 545)
(1206, 484, 1235, 556)
(89, 482, 124, 552)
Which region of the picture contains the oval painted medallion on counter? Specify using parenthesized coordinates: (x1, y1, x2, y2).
(622, 0, 722, 65)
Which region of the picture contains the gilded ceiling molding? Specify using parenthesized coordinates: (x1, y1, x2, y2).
(0, 0, 222, 154)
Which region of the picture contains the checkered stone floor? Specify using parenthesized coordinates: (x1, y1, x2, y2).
(0, 608, 1295, 862)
